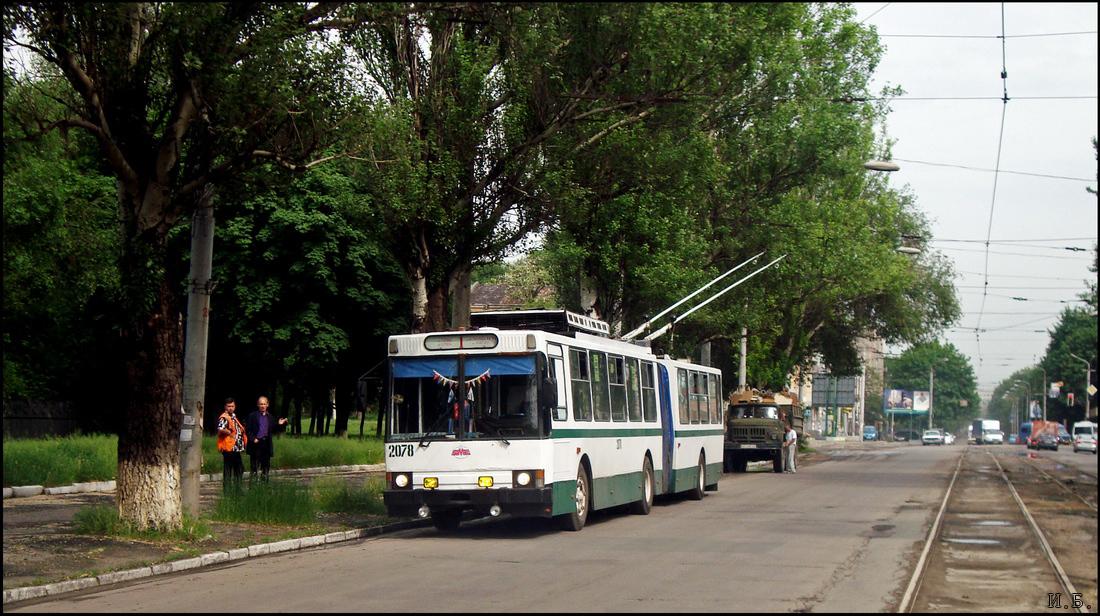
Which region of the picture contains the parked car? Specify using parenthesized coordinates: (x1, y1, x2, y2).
(922, 429, 944, 446)
(1008, 434, 1018, 444)
(1033, 433, 1059, 451)
(894, 430, 922, 442)
(1073, 433, 1098, 454)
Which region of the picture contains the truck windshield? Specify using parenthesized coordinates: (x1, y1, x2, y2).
(729, 405, 779, 420)
(388, 354, 544, 442)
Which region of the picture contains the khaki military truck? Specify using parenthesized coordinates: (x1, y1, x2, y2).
(723, 389, 805, 473)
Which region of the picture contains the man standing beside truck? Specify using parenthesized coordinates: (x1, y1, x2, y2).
(783, 424, 798, 473)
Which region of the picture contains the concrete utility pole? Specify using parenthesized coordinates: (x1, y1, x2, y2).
(180, 186, 216, 517)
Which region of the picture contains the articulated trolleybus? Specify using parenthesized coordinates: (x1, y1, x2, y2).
(383, 309, 724, 531)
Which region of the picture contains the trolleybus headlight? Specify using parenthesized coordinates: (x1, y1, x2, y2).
(394, 473, 410, 488)
(513, 469, 544, 488)
(478, 476, 494, 488)
(423, 477, 438, 489)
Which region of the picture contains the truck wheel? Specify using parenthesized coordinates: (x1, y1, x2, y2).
(773, 451, 784, 473)
(558, 463, 590, 531)
(630, 457, 654, 515)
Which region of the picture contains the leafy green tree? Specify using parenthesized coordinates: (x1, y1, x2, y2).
(346, 3, 810, 333)
(1038, 247, 1098, 423)
(207, 164, 409, 436)
(887, 342, 980, 433)
(2, 71, 122, 411)
(4, 2, 367, 530)
(537, 3, 959, 389)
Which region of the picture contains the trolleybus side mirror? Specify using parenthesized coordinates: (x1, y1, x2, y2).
(540, 377, 558, 410)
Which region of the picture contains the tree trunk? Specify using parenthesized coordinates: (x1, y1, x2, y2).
(116, 247, 184, 531)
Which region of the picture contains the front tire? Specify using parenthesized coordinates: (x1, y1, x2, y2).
(630, 457, 654, 515)
(558, 463, 590, 531)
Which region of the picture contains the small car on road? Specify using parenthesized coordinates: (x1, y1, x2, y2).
(922, 429, 944, 446)
(1073, 433, 1097, 454)
(1033, 433, 1059, 451)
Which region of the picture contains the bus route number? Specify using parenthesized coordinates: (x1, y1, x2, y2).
(388, 444, 414, 458)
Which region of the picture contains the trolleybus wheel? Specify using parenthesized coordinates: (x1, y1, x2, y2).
(687, 454, 705, 500)
(558, 463, 590, 531)
(431, 508, 462, 531)
(630, 457, 654, 515)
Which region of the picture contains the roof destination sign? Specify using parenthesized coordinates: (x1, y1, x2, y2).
(424, 332, 498, 351)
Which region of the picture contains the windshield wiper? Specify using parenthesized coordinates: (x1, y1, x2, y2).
(418, 411, 455, 449)
(474, 416, 510, 445)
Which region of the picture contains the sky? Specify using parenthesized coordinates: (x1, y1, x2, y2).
(852, 3, 1098, 399)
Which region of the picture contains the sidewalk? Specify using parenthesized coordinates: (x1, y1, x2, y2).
(3, 464, 427, 606)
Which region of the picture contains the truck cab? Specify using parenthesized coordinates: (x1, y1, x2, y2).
(723, 390, 804, 473)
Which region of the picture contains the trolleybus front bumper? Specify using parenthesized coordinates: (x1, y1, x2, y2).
(384, 487, 554, 519)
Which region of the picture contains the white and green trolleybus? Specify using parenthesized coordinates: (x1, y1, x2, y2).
(383, 309, 725, 531)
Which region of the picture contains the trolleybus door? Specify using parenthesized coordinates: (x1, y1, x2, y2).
(658, 364, 674, 493)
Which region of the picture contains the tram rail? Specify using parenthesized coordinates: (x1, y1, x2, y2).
(898, 446, 1095, 613)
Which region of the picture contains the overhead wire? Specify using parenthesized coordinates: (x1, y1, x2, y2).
(973, 2, 1013, 384)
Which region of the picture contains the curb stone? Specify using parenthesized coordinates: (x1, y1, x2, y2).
(2, 516, 432, 606)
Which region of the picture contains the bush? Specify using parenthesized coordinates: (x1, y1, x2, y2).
(210, 479, 317, 526)
(313, 476, 387, 515)
(2, 432, 383, 486)
(74, 505, 211, 542)
(3, 434, 116, 487)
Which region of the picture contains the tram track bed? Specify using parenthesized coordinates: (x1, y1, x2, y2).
(905, 446, 1097, 612)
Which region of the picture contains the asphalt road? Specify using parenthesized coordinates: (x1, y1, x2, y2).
(10, 441, 960, 613)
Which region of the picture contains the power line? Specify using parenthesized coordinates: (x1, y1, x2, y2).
(878, 31, 1097, 39)
(888, 158, 1095, 182)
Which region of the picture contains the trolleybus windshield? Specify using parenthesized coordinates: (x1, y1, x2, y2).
(388, 354, 548, 442)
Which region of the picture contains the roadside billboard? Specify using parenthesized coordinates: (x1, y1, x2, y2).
(884, 388, 929, 415)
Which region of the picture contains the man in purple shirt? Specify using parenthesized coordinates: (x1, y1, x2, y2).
(246, 396, 288, 480)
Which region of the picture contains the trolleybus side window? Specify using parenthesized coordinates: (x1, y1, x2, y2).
(569, 348, 592, 421)
(591, 351, 610, 421)
(708, 373, 720, 423)
(626, 357, 642, 422)
(641, 361, 657, 422)
(609, 355, 627, 422)
(689, 372, 701, 424)
(677, 368, 690, 423)
(550, 356, 568, 421)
